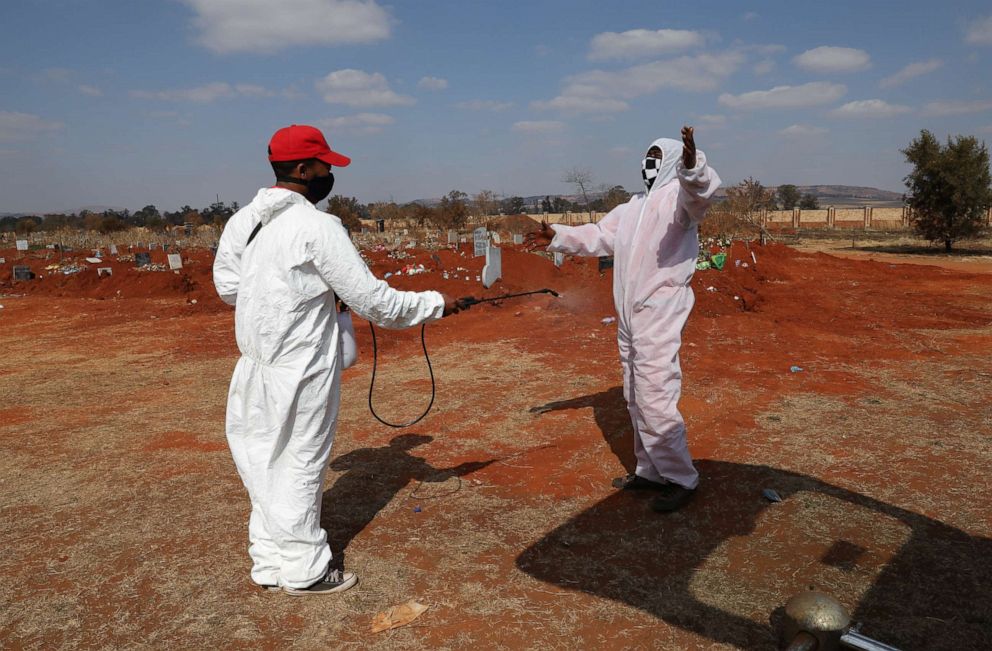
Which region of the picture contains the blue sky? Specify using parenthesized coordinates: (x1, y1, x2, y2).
(1, 0, 991, 213)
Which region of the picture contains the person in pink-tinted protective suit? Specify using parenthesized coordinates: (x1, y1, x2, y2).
(529, 126, 720, 512)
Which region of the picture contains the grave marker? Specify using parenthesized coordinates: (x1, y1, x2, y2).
(0, 257, 5, 264)
(13, 265, 34, 280)
(135, 252, 151, 267)
(554, 252, 564, 267)
(447, 230, 457, 244)
(473, 227, 488, 257)
(16, 240, 28, 251)
(167, 253, 183, 270)
(491, 232, 502, 245)
(109, 244, 119, 256)
(97, 267, 113, 277)
(598, 256, 614, 272)
(482, 246, 502, 288)
(513, 234, 524, 245)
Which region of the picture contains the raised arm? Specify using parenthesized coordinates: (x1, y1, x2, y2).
(675, 126, 721, 228)
(309, 219, 445, 329)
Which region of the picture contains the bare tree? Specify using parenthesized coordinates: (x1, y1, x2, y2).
(563, 167, 594, 221)
(723, 177, 777, 244)
(473, 190, 498, 218)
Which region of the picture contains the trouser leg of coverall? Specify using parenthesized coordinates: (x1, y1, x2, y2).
(617, 289, 699, 490)
(226, 357, 338, 589)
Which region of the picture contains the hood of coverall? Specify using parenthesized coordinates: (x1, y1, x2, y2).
(644, 137, 683, 191)
(246, 186, 311, 227)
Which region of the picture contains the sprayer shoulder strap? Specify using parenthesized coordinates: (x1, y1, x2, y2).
(246, 222, 263, 247)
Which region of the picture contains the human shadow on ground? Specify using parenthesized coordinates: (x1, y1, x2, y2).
(321, 434, 493, 569)
(530, 386, 636, 474)
(515, 458, 992, 650)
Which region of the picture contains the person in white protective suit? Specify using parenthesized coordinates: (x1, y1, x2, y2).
(213, 125, 459, 595)
(529, 126, 720, 513)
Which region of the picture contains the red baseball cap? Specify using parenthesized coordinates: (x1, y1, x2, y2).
(268, 124, 351, 167)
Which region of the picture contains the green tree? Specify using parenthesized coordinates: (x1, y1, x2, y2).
(776, 184, 801, 210)
(501, 196, 526, 214)
(903, 129, 992, 251)
(15, 217, 39, 235)
(591, 185, 631, 212)
(432, 190, 469, 229)
(799, 193, 819, 209)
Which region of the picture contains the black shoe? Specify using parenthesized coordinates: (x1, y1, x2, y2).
(611, 473, 669, 491)
(651, 483, 697, 512)
(282, 568, 358, 596)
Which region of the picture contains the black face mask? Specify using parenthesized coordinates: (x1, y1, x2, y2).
(304, 172, 334, 204)
(276, 172, 335, 204)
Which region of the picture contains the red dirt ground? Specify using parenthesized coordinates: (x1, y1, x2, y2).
(1, 240, 990, 649)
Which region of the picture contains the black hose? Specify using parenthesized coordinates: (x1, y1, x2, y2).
(367, 322, 435, 428)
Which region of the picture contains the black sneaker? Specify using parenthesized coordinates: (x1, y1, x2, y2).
(611, 473, 669, 491)
(282, 568, 358, 596)
(650, 483, 697, 512)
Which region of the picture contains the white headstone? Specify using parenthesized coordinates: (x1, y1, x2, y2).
(15, 240, 28, 251)
(0, 257, 6, 264)
(447, 230, 457, 244)
(513, 234, 524, 245)
(109, 244, 119, 256)
(554, 252, 564, 267)
(482, 246, 502, 288)
(97, 267, 113, 277)
(167, 253, 183, 270)
(492, 232, 502, 245)
(473, 227, 488, 257)
(460, 237, 467, 243)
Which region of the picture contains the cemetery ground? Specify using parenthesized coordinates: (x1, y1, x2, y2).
(1, 240, 991, 649)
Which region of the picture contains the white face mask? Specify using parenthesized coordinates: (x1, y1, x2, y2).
(642, 156, 662, 191)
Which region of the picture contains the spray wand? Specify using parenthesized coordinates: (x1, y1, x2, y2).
(369, 287, 560, 428)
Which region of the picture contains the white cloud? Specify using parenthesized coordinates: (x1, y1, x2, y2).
(779, 124, 828, 137)
(234, 83, 275, 97)
(793, 46, 871, 73)
(130, 81, 294, 102)
(512, 120, 565, 133)
(588, 29, 704, 60)
(830, 99, 911, 118)
(753, 59, 775, 75)
(922, 99, 992, 116)
(0, 111, 64, 141)
(78, 84, 103, 97)
(696, 114, 727, 127)
(535, 51, 744, 114)
(317, 112, 394, 134)
(879, 59, 943, 88)
(417, 76, 448, 91)
(965, 15, 992, 46)
(455, 99, 514, 111)
(183, 0, 391, 54)
(315, 69, 414, 107)
(742, 12, 759, 21)
(719, 82, 846, 110)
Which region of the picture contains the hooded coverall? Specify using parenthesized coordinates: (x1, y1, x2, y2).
(213, 188, 444, 588)
(548, 139, 720, 490)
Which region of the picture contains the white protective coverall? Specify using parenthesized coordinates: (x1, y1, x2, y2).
(213, 187, 444, 588)
(548, 138, 720, 490)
